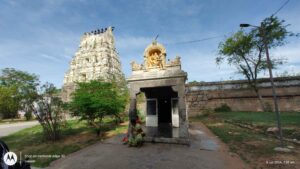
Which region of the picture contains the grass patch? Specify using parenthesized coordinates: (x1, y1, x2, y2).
(207, 123, 259, 143)
(191, 111, 300, 169)
(1, 118, 128, 168)
(212, 111, 300, 127)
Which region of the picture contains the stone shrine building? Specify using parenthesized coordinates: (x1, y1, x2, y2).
(62, 26, 124, 102)
(128, 41, 189, 144)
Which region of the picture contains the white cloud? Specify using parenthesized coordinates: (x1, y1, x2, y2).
(179, 49, 238, 82)
(40, 54, 61, 63)
(272, 43, 300, 63)
(116, 35, 152, 53)
(271, 41, 300, 76)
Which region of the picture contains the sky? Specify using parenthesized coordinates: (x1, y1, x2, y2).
(0, 0, 299, 87)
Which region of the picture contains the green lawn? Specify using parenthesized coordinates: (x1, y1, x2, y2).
(191, 111, 300, 169)
(1, 118, 128, 167)
(211, 111, 300, 127)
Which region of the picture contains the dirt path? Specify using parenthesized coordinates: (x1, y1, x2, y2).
(46, 122, 249, 169)
(190, 121, 249, 169)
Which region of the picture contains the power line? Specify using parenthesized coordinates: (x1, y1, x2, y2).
(165, 35, 223, 45)
(164, 1, 290, 46)
(272, 0, 290, 16)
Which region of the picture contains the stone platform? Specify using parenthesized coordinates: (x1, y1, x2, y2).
(143, 124, 190, 145)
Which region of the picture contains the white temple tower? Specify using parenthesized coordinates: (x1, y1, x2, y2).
(62, 26, 124, 102)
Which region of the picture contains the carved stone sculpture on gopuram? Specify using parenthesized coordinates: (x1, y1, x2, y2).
(61, 26, 125, 102)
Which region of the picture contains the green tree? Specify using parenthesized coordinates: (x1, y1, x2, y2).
(113, 77, 129, 123)
(0, 68, 39, 119)
(68, 80, 127, 136)
(217, 16, 297, 110)
(0, 86, 19, 119)
(34, 83, 64, 141)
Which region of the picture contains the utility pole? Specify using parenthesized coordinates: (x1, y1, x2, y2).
(240, 23, 284, 147)
(260, 23, 284, 147)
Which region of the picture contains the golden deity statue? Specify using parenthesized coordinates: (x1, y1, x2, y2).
(130, 40, 182, 72)
(144, 41, 166, 70)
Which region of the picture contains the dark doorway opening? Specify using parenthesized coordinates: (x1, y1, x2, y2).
(141, 86, 177, 124)
(141, 86, 178, 138)
(158, 98, 171, 123)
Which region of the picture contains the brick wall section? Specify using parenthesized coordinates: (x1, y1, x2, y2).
(186, 76, 300, 116)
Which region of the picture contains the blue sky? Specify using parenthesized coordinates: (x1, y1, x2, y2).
(0, 0, 299, 87)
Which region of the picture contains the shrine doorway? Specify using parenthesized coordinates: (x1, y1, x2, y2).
(141, 86, 178, 128)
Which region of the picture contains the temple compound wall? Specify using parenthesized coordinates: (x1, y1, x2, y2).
(186, 76, 300, 116)
(62, 26, 124, 102)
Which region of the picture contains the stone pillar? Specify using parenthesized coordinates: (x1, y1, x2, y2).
(128, 98, 137, 123)
(172, 83, 188, 138)
(127, 86, 140, 139)
(128, 85, 140, 123)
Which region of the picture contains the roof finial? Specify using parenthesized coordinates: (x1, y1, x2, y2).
(153, 34, 159, 44)
(155, 34, 159, 41)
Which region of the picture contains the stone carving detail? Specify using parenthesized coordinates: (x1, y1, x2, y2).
(169, 56, 181, 66)
(131, 61, 143, 71)
(147, 51, 164, 69)
(131, 41, 182, 71)
(144, 41, 166, 70)
(62, 26, 124, 102)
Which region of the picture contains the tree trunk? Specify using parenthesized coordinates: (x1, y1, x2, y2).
(90, 119, 101, 137)
(254, 88, 265, 111)
(114, 114, 122, 124)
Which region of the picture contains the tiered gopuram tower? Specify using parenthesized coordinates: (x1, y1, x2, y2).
(62, 26, 124, 102)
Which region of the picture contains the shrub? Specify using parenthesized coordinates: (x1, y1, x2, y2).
(34, 83, 64, 141)
(24, 111, 32, 121)
(263, 102, 273, 112)
(137, 109, 145, 123)
(68, 80, 127, 136)
(201, 108, 214, 117)
(214, 103, 231, 112)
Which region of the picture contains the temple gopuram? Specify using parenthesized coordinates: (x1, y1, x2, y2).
(62, 26, 124, 102)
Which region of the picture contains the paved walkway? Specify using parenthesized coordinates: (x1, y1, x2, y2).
(0, 121, 39, 137)
(46, 122, 249, 169)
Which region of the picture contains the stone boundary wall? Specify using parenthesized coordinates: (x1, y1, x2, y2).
(186, 76, 300, 116)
